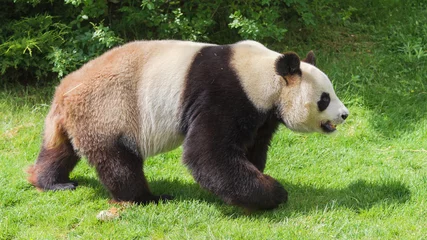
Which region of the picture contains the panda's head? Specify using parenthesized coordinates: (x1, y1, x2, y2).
(275, 51, 349, 134)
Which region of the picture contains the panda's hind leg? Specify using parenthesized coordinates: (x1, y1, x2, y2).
(87, 138, 172, 204)
(28, 139, 80, 191)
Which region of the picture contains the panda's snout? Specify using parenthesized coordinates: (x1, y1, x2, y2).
(341, 113, 348, 120)
(339, 107, 349, 122)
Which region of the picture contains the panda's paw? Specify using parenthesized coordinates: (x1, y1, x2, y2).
(264, 174, 288, 203)
(135, 194, 174, 205)
(272, 185, 288, 207)
(246, 175, 288, 211)
(226, 174, 288, 211)
(46, 182, 78, 191)
(263, 177, 288, 209)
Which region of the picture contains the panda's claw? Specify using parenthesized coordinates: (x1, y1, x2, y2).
(48, 182, 78, 191)
(134, 194, 174, 205)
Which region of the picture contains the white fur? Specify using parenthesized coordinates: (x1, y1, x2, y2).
(136, 40, 214, 157)
(278, 62, 349, 133)
(230, 41, 283, 111)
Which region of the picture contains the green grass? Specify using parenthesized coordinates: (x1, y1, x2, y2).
(1, 4, 427, 239)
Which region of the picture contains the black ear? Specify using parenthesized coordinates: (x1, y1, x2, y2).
(303, 51, 316, 66)
(275, 52, 301, 77)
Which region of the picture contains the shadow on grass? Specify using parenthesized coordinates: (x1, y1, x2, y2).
(359, 82, 427, 138)
(226, 178, 411, 219)
(71, 176, 218, 204)
(281, 178, 411, 213)
(72, 175, 410, 219)
(73, 176, 110, 200)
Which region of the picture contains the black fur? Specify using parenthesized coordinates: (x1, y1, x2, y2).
(246, 112, 280, 172)
(181, 46, 287, 210)
(317, 92, 330, 112)
(86, 138, 171, 204)
(32, 141, 80, 190)
(275, 52, 301, 84)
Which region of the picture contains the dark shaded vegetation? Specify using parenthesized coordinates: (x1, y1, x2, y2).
(5, 0, 422, 84)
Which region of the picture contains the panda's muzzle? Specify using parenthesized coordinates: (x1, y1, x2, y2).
(320, 120, 336, 133)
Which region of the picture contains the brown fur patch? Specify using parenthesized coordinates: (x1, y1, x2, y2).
(284, 75, 302, 86)
(43, 103, 68, 150)
(26, 165, 38, 188)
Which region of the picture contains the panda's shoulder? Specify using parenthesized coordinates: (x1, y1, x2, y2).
(230, 41, 280, 60)
(234, 40, 267, 48)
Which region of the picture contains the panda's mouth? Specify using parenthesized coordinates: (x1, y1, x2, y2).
(321, 121, 336, 133)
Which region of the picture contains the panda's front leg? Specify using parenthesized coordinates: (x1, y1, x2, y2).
(182, 117, 287, 210)
(246, 115, 280, 172)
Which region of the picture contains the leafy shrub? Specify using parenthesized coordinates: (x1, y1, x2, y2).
(1, 0, 123, 83)
(0, 0, 355, 84)
(1, 14, 67, 82)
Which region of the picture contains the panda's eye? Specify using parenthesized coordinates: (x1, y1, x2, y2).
(317, 92, 330, 112)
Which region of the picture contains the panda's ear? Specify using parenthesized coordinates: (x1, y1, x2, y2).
(275, 52, 301, 80)
(303, 51, 316, 66)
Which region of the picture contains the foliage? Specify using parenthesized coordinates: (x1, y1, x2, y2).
(47, 22, 123, 78)
(1, 0, 351, 84)
(0, 14, 67, 82)
(7, 0, 424, 84)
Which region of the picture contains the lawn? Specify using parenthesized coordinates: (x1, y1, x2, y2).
(1, 4, 427, 240)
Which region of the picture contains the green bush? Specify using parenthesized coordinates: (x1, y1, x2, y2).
(1, 0, 123, 83)
(0, 0, 361, 84)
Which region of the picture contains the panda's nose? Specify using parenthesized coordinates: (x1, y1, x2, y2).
(341, 113, 348, 120)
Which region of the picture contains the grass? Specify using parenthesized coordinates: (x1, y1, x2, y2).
(1, 3, 427, 239)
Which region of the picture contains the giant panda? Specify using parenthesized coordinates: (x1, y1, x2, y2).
(27, 40, 349, 210)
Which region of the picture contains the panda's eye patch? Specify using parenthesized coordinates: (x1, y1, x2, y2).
(317, 92, 330, 112)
